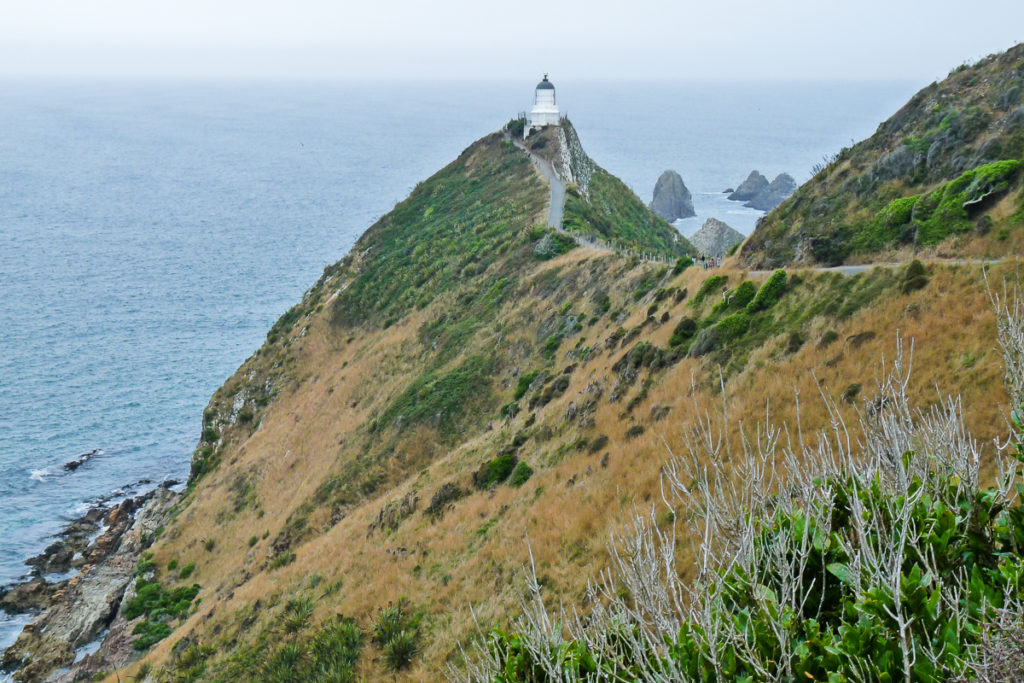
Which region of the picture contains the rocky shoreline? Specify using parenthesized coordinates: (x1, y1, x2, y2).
(1, 484, 181, 682)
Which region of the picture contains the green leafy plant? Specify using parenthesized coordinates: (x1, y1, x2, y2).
(509, 461, 534, 487)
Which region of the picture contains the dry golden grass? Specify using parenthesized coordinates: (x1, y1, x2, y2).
(107, 256, 1018, 682)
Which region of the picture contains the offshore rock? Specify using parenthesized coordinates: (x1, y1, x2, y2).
(648, 170, 695, 221)
(744, 173, 797, 211)
(728, 170, 769, 201)
(689, 218, 746, 259)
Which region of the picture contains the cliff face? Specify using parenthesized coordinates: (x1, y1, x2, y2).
(740, 43, 1024, 268)
(59, 121, 1017, 683)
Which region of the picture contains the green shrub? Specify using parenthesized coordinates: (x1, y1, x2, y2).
(513, 371, 538, 400)
(506, 116, 526, 137)
(692, 275, 728, 304)
(122, 578, 200, 651)
(730, 281, 757, 309)
(716, 311, 751, 342)
(481, 443, 1024, 680)
(167, 559, 179, 571)
(625, 425, 645, 439)
(178, 563, 196, 580)
(509, 461, 534, 487)
(747, 270, 787, 312)
(383, 631, 418, 672)
(912, 159, 1022, 245)
(588, 435, 609, 454)
(131, 621, 171, 651)
(668, 317, 698, 347)
(543, 334, 563, 360)
(672, 256, 693, 275)
(901, 259, 930, 293)
(283, 597, 314, 633)
(473, 454, 518, 489)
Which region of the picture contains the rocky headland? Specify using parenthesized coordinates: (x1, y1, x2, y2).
(1, 485, 180, 682)
(648, 169, 695, 221)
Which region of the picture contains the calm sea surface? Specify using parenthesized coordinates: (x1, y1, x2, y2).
(0, 78, 918, 652)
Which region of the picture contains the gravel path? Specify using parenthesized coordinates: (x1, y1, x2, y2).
(750, 259, 996, 277)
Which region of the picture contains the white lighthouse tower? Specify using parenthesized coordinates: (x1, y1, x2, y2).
(526, 74, 560, 137)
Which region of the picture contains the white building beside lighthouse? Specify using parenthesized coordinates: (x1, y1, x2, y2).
(526, 74, 560, 137)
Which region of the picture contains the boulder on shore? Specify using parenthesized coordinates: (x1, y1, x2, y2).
(689, 218, 746, 259)
(744, 173, 797, 211)
(727, 171, 769, 201)
(648, 170, 695, 221)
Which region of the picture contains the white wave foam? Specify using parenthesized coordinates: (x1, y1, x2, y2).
(29, 468, 54, 482)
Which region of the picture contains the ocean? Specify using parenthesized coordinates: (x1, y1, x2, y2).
(0, 77, 919, 654)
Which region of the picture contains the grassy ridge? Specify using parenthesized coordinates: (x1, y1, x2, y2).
(330, 133, 546, 329)
(741, 43, 1024, 267)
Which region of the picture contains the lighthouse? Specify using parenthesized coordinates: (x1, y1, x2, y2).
(526, 74, 560, 137)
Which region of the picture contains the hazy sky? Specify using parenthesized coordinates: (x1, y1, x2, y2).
(2, 0, 1022, 80)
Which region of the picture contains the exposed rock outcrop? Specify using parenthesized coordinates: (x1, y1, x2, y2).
(744, 173, 797, 211)
(1, 486, 179, 683)
(689, 218, 746, 258)
(648, 170, 695, 221)
(727, 171, 769, 201)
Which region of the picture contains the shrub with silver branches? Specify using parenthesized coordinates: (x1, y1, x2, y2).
(453, 276, 1024, 682)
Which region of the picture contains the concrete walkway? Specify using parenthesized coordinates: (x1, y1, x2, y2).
(508, 134, 565, 230)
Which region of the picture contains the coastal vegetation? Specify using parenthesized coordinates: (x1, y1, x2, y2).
(48, 45, 1024, 682)
(741, 43, 1024, 267)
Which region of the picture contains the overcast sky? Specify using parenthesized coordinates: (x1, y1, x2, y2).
(2, 0, 1022, 80)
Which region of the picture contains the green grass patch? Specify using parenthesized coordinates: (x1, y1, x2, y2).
(379, 355, 496, 439)
(562, 169, 693, 258)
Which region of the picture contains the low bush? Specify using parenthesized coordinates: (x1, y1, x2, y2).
(122, 578, 200, 651)
(509, 461, 534, 487)
(473, 454, 518, 489)
(729, 281, 757, 309)
(672, 256, 693, 275)
(746, 269, 787, 312)
(901, 259, 929, 293)
(692, 274, 728, 304)
(668, 317, 697, 347)
(513, 371, 538, 400)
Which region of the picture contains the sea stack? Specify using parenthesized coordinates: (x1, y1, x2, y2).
(648, 170, 695, 221)
(745, 173, 797, 211)
(727, 171, 769, 202)
(689, 217, 746, 258)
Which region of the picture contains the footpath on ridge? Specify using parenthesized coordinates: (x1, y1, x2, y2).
(507, 131, 622, 257)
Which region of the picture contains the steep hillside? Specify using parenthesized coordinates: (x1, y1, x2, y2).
(524, 121, 693, 257)
(47, 126, 1018, 683)
(740, 43, 1024, 268)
